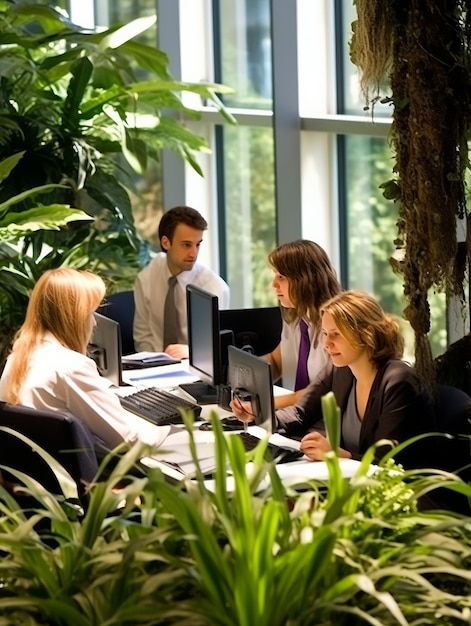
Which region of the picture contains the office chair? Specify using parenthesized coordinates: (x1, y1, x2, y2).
(99, 290, 136, 355)
(427, 385, 471, 514)
(0, 402, 99, 507)
(219, 306, 282, 356)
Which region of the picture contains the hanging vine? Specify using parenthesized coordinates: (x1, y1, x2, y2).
(351, 0, 471, 388)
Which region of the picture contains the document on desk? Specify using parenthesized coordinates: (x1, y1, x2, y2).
(140, 426, 362, 483)
(198, 458, 363, 494)
(122, 351, 181, 368)
(142, 427, 302, 478)
(122, 362, 200, 388)
(273, 458, 362, 482)
(140, 428, 216, 477)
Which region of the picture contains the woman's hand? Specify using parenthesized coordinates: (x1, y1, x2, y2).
(300, 431, 332, 460)
(230, 396, 255, 424)
(300, 431, 352, 461)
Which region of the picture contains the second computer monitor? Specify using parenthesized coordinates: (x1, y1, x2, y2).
(227, 345, 275, 433)
(219, 306, 282, 356)
(88, 312, 123, 387)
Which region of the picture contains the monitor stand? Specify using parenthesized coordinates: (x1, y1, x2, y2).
(179, 381, 219, 405)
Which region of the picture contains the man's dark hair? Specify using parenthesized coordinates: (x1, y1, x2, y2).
(158, 206, 208, 248)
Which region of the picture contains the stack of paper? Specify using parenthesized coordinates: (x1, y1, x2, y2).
(122, 351, 180, 368)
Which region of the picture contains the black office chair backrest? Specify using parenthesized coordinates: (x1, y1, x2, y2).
(0, 403, 98, 503)
(219, 306, 282, 356)
(432, 385, 471, 472)
(426, 385, 471, 514)
(99, 290, 136, 355)
(435, 385, 471, 436)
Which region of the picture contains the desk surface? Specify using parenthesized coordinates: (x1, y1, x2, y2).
(118, 360, 362, 483)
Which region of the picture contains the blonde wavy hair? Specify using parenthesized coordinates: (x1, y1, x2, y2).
(321, 290, 404, 366)
(6, 268, 106, 404)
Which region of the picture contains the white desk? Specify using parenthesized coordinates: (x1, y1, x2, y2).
(141, 427, 362, 486)
(118, 361, 362, 484)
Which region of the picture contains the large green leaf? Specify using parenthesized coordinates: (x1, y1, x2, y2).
(0, 184, 70, 216)
(63, 56, 93, 128)
(0, 205, 91, 240)
(79, 85, 125, 119)
(98, 15, 157, 52)
(0, 151, 25, 184)
(119, 40, 171, 78)
(8, 3, 71, 36)
(322, 391, 341, 453)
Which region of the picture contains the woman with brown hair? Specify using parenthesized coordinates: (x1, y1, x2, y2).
(0, 268, 167, 450)
(265, 239, 342, 409)
(235, 290, 432, 467)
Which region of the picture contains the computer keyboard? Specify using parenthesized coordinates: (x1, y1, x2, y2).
(235, 431, 304, 464)
(119, 387, 202, 426)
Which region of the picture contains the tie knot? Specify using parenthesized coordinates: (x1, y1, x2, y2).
(168, 276, 177, 288)
(299, 319, 309, 335)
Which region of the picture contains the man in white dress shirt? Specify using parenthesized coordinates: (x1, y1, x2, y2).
(133, 206, 230, 360)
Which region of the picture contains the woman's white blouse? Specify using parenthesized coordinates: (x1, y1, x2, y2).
(279, 320, 329, 390)
(0, 334, 165, 449)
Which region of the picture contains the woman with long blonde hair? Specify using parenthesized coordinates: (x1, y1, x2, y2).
(0, 268, 165, 449)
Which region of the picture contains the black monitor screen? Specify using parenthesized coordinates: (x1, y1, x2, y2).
(186, 284, 222, 387)
(219, 307, 282, 356)
(227, 345, 275, 433)
(88, 312, 122, 387)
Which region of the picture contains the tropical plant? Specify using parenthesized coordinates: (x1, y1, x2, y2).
(0, 152, 92, 364)
(0, 398, 471, 624)
(0, 0, 234, 364)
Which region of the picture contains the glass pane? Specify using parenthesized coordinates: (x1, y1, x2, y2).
(44, 0, 67, 8)
(216, 0, 272, 109)
(297, 0, 331, 116)
(130, 162, 163, 250)
(222, 125, 277, 307)
(109, 0, 156, 26)
(344, 135, 447, 359)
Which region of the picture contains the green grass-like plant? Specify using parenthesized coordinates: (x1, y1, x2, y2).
(0, 398, 470, 625)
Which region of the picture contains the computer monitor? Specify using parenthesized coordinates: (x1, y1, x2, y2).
(88, 312, 123, 387)
(181, 284, 233, 405)
(227, 345, 275, 433)
(219, 306, 282, 356)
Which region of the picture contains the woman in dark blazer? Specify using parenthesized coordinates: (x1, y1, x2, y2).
(233, 290, 433, 468)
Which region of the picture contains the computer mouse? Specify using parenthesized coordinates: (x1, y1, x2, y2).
(198, 417, 246, 431)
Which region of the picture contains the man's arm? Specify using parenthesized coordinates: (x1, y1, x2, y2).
(133, 276, 156, 352)
(212, 277, 230, 309)
(218, 283, 230, 309)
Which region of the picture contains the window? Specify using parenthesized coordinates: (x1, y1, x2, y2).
(219, 124, 276, 307)
(68, 0, 451, 356)
(216, 0, 272, 109)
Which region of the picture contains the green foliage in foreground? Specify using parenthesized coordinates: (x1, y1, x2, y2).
(0, 403, 470, 625)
